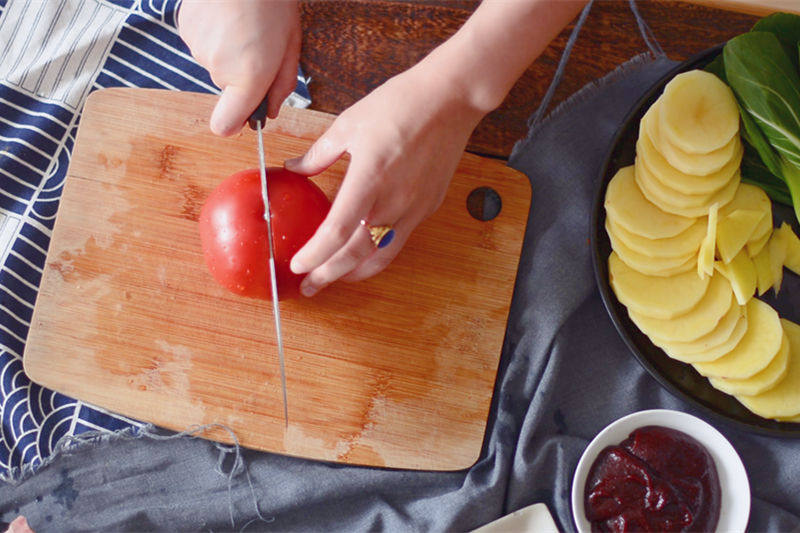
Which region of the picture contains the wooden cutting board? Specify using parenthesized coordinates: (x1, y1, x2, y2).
(23, 88, 531, 471)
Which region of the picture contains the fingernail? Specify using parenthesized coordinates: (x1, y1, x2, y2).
(210, 102, 241, 137)
(209, 108, 227, 135)
(300, 283, 317, 298)
(210, 118, 234, 137)
(290, 256, 307, 274)
(284, 156, 301, 170)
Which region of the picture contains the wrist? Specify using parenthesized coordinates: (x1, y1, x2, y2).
(420, 43, 508, 115)
(412, 16, 520, 115)
(399, 60, 489, 131)
(418, 0, 586, 115)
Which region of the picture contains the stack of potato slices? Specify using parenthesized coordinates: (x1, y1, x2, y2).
(605, 69, 800, 421)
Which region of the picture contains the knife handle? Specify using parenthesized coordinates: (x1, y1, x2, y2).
(248, 95, 269, 130)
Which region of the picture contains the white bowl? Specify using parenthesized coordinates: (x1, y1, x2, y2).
(571, 409, 750, 532)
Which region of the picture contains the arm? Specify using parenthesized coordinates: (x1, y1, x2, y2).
(287, 0, 587, 296)
(420, 0, 587, 115)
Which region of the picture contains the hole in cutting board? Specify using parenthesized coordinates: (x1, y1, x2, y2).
(467, 187, 502, 221)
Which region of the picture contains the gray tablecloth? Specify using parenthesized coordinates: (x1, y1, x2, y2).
(1, 54, 799, 533)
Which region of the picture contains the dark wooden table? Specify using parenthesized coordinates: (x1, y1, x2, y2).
(299, 0, 760, 159)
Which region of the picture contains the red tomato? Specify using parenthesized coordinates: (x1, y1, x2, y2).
(198, 167, 330, 299)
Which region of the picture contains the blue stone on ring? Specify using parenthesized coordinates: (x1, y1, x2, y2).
(363, 222, 395, 249)
(377, 228, 395, 248)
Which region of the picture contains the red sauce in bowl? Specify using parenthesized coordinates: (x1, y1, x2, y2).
(584, 425, 721, 532)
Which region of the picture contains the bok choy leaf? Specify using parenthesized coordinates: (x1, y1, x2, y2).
(741, 145, 793, 206)
(724, 31, 800, 223)
(751, 12, 800, 72)
(706, 36, 789, 205)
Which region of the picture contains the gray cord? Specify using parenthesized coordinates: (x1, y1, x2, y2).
(529, 0, 666, 130)
(629, 0, 665, 58)
(528, 0, 595, 129)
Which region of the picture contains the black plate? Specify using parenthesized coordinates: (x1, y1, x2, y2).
(591, 45, 800, 437)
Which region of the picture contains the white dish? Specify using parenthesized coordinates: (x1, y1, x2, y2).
(571, 409, 750, 532)
(472, 502, 558, 532)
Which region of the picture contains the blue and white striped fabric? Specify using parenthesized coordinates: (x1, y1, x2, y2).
(0, 0, 310, 476)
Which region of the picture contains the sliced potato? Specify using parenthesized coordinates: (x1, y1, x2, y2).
(747, 228, 772, 258)
(709, 331, 789, 396)
(636, 133, 742, 195)
(656, 304, 746, 363)
(719, 183, 773, 255)
(635, 155, 723, 209)
(636, 161, 739, 217)
(630, 274, 734, 343)
(698, 204, 718, 279)
(752, 245, 773, 297)
(607, 221, 696, 276)
(714, 251, 757, 305)
(784, 223, 800, 275)
(605, 166, 696, 239)
(694, 299, 783, 379)
(609, 252, 710, 319)
(737, 319, 800, 420)
(659, 70, 740, 154)
(606, 217, 706, 259)
(768, 226, 788, 296)
(643, 102, 740, 176)
(717, 209, 766, 264)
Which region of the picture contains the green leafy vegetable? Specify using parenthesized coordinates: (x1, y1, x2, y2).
(739, 89, 784, 178)
(705, 36, 787, 204)
(724, 30, 800, 223)
(741, 145, 793, 205)
(724, 32, 800, 167)
(705, 53, 727, 82)
(751, 13, 800, 72)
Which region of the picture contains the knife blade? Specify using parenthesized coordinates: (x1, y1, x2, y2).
(249, 99, 288, 427)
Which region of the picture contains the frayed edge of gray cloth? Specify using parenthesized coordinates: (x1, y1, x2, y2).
(0, 423, 272, 531)
(0, 425, 150, 486)
(511, 51, 666, 164)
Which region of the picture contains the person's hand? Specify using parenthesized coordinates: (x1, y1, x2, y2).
(285, 66, 486, 297)
(178, 0, 301, 136)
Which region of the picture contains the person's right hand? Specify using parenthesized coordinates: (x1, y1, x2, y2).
(178, 0, 301, 136)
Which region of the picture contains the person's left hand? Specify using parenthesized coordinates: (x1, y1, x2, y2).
(285, 65, 486, 297)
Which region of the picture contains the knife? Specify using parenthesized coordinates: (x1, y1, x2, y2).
(249, 98, 288, 427)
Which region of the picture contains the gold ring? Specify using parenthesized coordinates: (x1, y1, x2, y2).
(361, 220, 395, 249)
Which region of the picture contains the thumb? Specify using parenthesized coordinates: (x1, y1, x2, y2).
(284, 131, 346, 176)
(210, 84, 266, 137)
